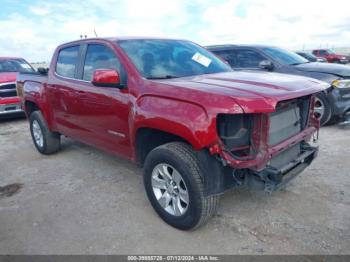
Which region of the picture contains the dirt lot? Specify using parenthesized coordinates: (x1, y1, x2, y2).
(0, 117, 349, 255)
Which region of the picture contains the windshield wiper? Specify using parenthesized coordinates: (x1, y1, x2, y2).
(147, 75, 179, 80)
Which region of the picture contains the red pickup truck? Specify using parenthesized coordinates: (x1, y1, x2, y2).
(17, 37, 326, 230)
(312, 49, 349, 64)
(0, 57, 35, 117)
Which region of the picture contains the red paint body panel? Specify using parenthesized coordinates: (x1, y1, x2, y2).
(312, 49, 349, 63)
(17, 38, 326, 170)
(0, 72, 17, 83)
(0, 97, 20, 105)
(0, 69, 21, 114)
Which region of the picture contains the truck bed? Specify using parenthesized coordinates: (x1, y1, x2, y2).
(16, 72, 48, 104)
(17, 71, 48, 84)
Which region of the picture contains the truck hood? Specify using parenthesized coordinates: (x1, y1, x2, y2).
(155, 71, 327, 113)
(294, 62, 350, 78)
(0, 72, 17, 84)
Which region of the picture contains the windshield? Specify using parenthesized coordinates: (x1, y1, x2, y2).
(118, 39, 232, 79)
(0, 59, 35, 73)
(263, 47, 309, 65)
(326, 49, 335, 54)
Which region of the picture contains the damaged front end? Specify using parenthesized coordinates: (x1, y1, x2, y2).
(214, 95, 319, 193)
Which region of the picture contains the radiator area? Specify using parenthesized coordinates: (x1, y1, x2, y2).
(269, 96, 310, 146)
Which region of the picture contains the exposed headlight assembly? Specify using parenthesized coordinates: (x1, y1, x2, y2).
(332, 79, 350, 89)
(217, 114, 255, 159)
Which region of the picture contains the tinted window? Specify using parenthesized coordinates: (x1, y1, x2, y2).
(118, 39, 232, 79)
(298, 52, 316, 62)
(213, 50, 238, 67)
(319, 50, 327, 55)
(263, 47, 308, 65)
(0, 59, 35, 73)
(56, 46, 80, 78)
(83, 44, 121, 81)
(235, 49, 265, 68)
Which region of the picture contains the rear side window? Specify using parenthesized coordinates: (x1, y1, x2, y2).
(56, 46, 80, 78)
(83, 44, 121, 81)
(235, 49, 265, 68)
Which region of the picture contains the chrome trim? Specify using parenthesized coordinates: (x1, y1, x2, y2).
(0, 103, 23, 115)
(0, 82, 16, 86)
(54, 72, 91, 83)
(107, 130, 126, 138)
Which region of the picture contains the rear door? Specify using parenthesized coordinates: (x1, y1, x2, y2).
(69, 43, 132, 157)
(49, 44, 83, 138)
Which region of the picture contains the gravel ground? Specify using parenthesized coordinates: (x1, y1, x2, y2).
(0, 117, 349, 255)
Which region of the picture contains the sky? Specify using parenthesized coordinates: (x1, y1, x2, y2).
(0, 0, 350, 62)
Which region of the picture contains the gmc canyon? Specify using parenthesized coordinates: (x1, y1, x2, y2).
(17, 38, 326, 230)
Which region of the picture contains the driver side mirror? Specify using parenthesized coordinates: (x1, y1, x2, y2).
(259, 60, 274, 71)
(92, 69, 123, 88)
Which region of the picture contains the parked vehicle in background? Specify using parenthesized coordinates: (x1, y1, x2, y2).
(207, 45, 350, 125)
(17, 37, 325, 230)
(296, 51, 327, 63)
(312, 49, 349, 64)
(0, 57, 35, 117)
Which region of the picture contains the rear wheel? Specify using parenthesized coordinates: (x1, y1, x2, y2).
(143, 142, 219, 230)
(314, 94, 332, 126)
(30, 111, 61, 154)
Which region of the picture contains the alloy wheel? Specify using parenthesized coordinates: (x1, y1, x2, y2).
(151, 163, 189, 216)
(32, 120, 44, 148)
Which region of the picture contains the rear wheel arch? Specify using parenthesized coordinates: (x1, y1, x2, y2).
(24, 100, 54, 130)
(29, 111, 61, 154)
(24, 100, 40, 116)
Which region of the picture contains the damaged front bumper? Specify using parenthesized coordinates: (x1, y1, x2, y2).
(210, 95, 320, 194)
(244, 143, 318, 193)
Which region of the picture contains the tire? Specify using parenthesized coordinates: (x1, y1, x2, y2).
(314, 94, 332, 126)
(143, 142, 219, 230)
(29, 111, 61, 154)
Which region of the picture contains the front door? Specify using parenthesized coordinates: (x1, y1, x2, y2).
(71, 43, 132, 158)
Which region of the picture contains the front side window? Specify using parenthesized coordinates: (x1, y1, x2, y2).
(263, 47, 308, 65)
(56, 45, 80, 78)
(83, 44, 122, 81)
(118, 39, 232, 79)
(213, 50, 238, 67)
(235, 49, 265, 68)
(0, 59, 35, 73)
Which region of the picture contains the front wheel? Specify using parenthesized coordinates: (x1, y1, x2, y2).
(314, 94, 332, 126)
(143, 142, 219, 230)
